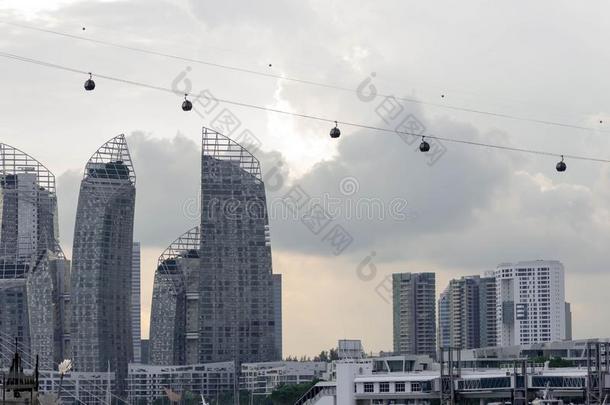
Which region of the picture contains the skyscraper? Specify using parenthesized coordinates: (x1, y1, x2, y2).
(495, 260, 566, 346)
(564, 302, 572, 341)
(70, 135, 135, 392)
(150, 226, 200, 365)
(272, 274, 283, 359)
(199, 127, 277, 364)
(150, 128, 280, 367)
(392, 272, 436, 359)
(0, 143, 69, 368)
(437, 289, 450, 349)
(132, 242, 141, 363)
(437, 275, 496, 350)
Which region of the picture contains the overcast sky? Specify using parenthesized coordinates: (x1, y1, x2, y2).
(2, 0, 610, 357)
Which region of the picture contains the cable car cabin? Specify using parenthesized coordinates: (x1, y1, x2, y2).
(1, 347, 39, 404)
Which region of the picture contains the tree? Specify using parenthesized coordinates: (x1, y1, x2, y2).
(314, 351, 329, 362)
(548, 357, 574, 368)
(269, 380, 319, 405)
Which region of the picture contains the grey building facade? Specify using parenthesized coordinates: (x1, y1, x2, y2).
(150, 226, 200, 365)
(198, 128, 278, 364)
(0, 143, 69, 368)
(392, 272, 436, 359)
(437, 275, 496, 350)
(149, 128, 280, 368)
(70, 135, 135, 393)
(565, 302, 572, 341)
(132, 242, 141, 363)
(272, 274, 283, 359)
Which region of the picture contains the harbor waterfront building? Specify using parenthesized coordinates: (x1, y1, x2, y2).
(0, 143, 69, 369)
(392, 272, 436, 359)
(437, 275, 497, 350)
(240, 361, 327, 396)
(127, 362, 234, 404)
(70, 135, 136, 393)
(495, 260, 566, 346)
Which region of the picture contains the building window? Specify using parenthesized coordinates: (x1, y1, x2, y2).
(411, 382, 422, 392)
(379, 382, 390, 393)
(364, 383, 374, 393)
(395, 382, 406, 392)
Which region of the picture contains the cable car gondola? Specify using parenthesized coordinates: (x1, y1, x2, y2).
(182, 94, 192, 111)
(419, 136, 430, 152)
(330, 121, 340, 139)
(556, 156, 567, 172)
(84, 73, 95, 91)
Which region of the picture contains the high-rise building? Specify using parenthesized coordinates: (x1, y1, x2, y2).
(479, 275, 497, 348)
(0, 143, 69, 368)
(199, 127, 278, 364)
(150, 128, 280, 366)
(132, 242, 141, 363)
(495, 260, 566, 346)
(437, 275, 496, 350)
(150, 226, 200, 365)
(437, 289, 450, 349)
(70, 135, 136, 393)
(272, 274, 283, 359)
(565, 302, 572, 341)
(392, 272, 436, 359)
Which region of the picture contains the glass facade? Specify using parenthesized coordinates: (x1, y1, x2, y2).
(70, 135, 135, 394)
(198, 127, 277, 364)
(0, 143, 67, 368)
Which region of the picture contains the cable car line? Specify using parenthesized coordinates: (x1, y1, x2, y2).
(1, 50, 609, 168)
(1, 19, 608, 135)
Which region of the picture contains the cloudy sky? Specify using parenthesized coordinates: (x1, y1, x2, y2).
(2, 0, 610, 357)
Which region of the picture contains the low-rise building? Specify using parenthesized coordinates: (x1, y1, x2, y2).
(240, 361, 327, 395)
(126, 362, 235, 404)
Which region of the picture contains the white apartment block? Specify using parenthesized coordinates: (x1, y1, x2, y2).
(241, 361, 327, 395)
(495, 260, 566, 346)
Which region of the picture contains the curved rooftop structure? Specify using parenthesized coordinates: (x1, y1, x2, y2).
(158, 226, 200, 266)
(84, 134, 135, 184)
(201, 127, 262, 181)
(0, 143, 55, 194)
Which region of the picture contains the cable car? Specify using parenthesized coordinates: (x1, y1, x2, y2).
(330, 121, 340, 139)
(556, 156, 567, 172)
(419, 137, 430, 152)
(182, 94, 192, 111)
(84, 73, 95, 91)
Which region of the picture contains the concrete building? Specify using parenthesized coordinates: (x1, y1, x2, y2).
(456, 338, 610, 368)
(272, 274, 283, 359)
(438, 275, 496, 350)
(392, 273, 436, 359)
(565, 302, 572, 341)
(70, 135, 136, 393)
(127, 362, 234, 404)
(495, 260, 566, 346)
(140, 339, 149, 365)
(298, 357, 594, 405)
(0, 143, 69, 368)
(132, 242, 141, 364)
(338, 340, 364, 360)
(437, 290, 450, 349)
(240, 361, 327, 395)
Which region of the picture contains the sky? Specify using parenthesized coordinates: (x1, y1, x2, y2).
(1, 0, 610, 358)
